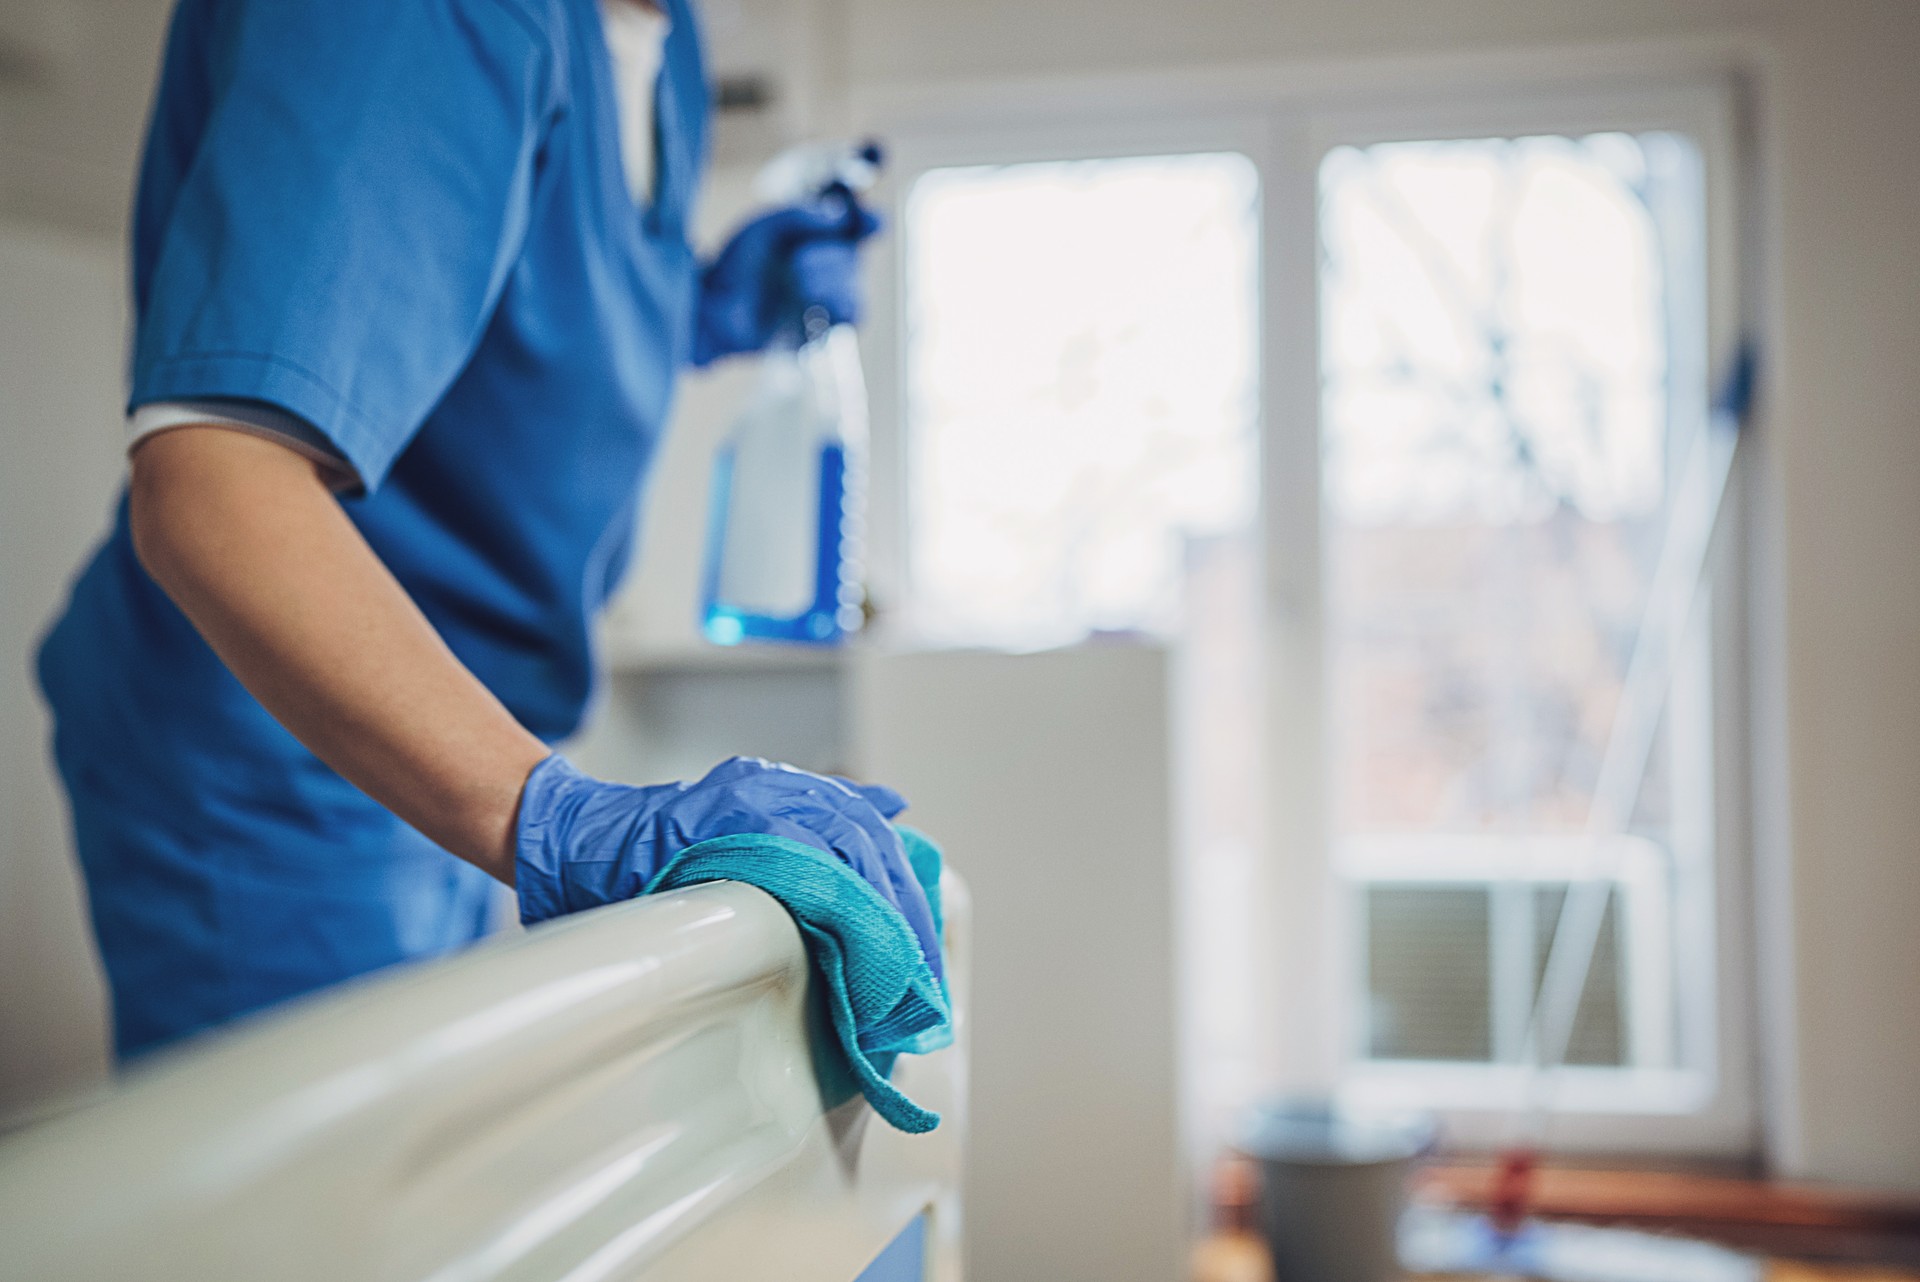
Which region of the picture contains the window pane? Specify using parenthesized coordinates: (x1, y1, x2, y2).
(1323, 134, 1690, 834)
(905, 154, 1260, 648)
(1323, 133, 1709, 1074)
(1532, 885, 1626, 1068)
(1366, 885, 1493, 1062)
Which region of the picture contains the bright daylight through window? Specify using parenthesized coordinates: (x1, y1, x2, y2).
(904, 153, 1260, 649)
(1320, 133, 1720, 1094)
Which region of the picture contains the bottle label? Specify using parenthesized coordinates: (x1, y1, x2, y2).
(714, 426, 820, 619)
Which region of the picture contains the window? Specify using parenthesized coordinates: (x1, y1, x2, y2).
(903, 153, 1260, 649)
(1319, 132, 1721, 1102)
(883, 89, 1748, 1154)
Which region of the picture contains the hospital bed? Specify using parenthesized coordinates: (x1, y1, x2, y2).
(0, 872, 968, 1281)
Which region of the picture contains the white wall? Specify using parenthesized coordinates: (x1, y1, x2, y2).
(0, 224, 121, 1115)
(852, 647, 1185, 1282)
(0, 2, 172, 238)
(836, 0, 1795, 83)
(1759, 2, 1920, 1192)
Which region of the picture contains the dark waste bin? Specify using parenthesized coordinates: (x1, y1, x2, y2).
(1236, 1099, 1437, 1282)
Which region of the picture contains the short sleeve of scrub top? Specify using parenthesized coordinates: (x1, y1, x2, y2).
(127, 0, 560, 492)
(128, 398, 358, 488)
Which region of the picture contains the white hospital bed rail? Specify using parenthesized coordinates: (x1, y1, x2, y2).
(0, 874, 967, 1281)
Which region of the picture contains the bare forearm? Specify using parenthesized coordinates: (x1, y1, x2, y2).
(129, 427, 547, 881)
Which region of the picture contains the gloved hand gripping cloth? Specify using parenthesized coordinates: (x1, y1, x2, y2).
(645, 827, 953, 1133)
(515, 754, 950, 1132)
(514, 755, 943, 986)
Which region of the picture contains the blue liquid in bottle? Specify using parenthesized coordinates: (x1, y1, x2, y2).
(701, 439, 863, 646)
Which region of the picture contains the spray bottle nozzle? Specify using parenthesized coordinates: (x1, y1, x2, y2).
(755, 138, 889, 205)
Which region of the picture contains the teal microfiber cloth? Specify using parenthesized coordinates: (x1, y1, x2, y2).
(643, 825, 953, 1133)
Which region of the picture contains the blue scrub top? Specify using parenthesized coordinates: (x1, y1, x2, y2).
(37, 0, 710, 1053)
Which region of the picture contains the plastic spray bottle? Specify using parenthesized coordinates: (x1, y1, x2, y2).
(699, 142, 882, 647)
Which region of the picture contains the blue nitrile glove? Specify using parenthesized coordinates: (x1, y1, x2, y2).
(690, 184, 881, 367)
(514, 754, 942, 981)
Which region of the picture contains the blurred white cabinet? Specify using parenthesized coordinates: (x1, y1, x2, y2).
(851, 645, 1186, 1282)
(570, 645, 851, 786)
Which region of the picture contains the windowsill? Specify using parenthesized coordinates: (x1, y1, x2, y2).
(1342, 1060, 1717, 1117)
(599, 639, 848, 676)
(595, 630, 1174, 676)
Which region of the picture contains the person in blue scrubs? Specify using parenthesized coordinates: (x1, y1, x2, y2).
(36, 0, 936, 1058)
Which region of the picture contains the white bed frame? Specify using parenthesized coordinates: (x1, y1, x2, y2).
(0, 875, 968, 1281)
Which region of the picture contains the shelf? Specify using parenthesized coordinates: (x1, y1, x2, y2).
(600, 639, 849, 677)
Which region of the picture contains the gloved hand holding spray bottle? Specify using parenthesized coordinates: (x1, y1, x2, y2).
(697, 140, 885, 646)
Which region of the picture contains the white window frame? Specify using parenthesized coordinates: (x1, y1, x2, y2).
(1305, 85, 1754, 1156)
(856, 55, 1757, 1160)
